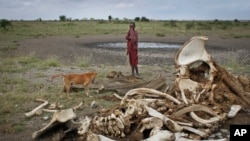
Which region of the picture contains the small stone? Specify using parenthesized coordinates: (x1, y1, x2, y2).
(91, 101, 98, 108)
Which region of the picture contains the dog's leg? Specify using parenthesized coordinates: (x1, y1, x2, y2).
(84, 86, 89, 96)
(83, 81, 90, 96)
(65, 84, 70, 97)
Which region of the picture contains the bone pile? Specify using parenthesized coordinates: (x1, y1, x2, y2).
(29, 36, 250, 141)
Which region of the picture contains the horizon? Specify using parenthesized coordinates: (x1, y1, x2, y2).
(3, 18, 250, 22)
(0, 0, 249, 21)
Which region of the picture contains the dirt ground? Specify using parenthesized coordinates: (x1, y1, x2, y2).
(1, 34, 250, 141)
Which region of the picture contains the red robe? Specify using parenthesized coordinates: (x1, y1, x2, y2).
(126, 29, 138, 67)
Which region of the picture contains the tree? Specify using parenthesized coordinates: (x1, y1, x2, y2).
(59, 15, 66, 21)
(234, 19, 239, 24)
(108, 15, 112, 22)
(134, 17, 140, 22)
(37, 18, 42, 21)
(141, 16, 149, 22)
(0, 19, 12, 30)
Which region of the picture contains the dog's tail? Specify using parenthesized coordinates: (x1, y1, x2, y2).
(50, 74, 65, 81)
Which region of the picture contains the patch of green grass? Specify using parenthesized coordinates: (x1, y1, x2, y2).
(75, 55, 91, 67)
(18, 54, 40, 65)
(14, 123, 26, 132)
(0, 76, 29, 93)
(0, 55, 39, 73)
(156, 33, 165, 37)
(40, 56, 61, 69)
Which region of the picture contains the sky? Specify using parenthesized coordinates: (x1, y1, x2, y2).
(0, 0, 249, 21)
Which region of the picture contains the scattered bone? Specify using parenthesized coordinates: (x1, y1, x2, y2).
(25, 99, 49, 118)
(139, 117, 163, 132)
(174, 104, 218, 117)
(29, 36, 250, 140)
(182, 126, 208, 138)
(113, 93, 122, 100)
(121, 88, 181, 105)
(32, 108, 77, 139)
(91, 101, 99, 108)
(175, 132, 227, 141)
(143, 104, 183, 132)
(49, 102, 58, 109)
(142, 130, 175, 141)
(189, 112, 226, 124)
(73, 101, 83, 110)
(227, 105, 241, 118)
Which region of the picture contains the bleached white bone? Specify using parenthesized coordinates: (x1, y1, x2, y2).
(139, 117, 163, 133)
(142, 130, 175, 141)
(182, 126, 208, 137)
(175, 132, 227, 141)
(121, 88, 181, 105)
(174, 104, 218, 117)
(175, 36, 217, 81)
(143, 104, 183, 132)
(189, 112, 226, 124)
(32, 108, 76, 139)
(25, 99, 49, 118)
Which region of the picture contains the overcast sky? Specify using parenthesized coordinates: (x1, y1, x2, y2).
(0, 0, 249, 20)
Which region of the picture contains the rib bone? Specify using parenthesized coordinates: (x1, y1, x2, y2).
(174, 104, 218, 117)
(121, 88, 181, 105)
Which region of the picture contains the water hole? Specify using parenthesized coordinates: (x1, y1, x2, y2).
(94, 42, 181, 49)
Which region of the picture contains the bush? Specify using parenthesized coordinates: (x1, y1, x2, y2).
(197, 22, 212, 30)
(186, 22, 195, 29)
(0, 19, 12, 30)
(156, 33, 165, 37)
(134, 17, 140, 22)
(141, 16, 150, 22)
(59, 15, 66, 21)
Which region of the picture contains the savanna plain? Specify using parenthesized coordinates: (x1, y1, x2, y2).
(0, 20, 250, 140)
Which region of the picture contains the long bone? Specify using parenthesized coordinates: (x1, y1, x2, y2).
(32, 108, 76, 139)
(25, 99, 49, 118)
(182, 126, 208, 138)
(143, 104, 183, 132)
(173, 101, 226, 124)
(189, 112, 226, 124)
(32, 101, 83, 139)
(174, 104, 218, 117)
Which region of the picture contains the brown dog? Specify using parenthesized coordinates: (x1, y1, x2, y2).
(51, 71, 97, 97)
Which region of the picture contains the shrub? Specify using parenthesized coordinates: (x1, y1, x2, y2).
(186, 22, 195, 29)
(0, 19, 12, 30)
(134, 17, 140, 22)
(59, 15, 66, 21)
(141, 16, 150, 22)
(41, 56, 60, 68)
(156, 33, 165, 37)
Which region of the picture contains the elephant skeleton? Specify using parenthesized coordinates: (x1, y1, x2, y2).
(30, 36, 249, 141)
